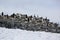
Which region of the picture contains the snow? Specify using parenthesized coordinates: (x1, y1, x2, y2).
(0, 27, 60, 40)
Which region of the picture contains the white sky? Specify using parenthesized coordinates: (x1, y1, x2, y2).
(0, 0, 60, 23)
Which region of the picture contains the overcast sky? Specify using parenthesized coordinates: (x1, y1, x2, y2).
(0, 0, 60, 23)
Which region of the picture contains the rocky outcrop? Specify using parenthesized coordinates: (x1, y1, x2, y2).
(0, 12, 60, 33)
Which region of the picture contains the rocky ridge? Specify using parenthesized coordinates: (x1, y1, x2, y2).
(0, 12, 60, 33)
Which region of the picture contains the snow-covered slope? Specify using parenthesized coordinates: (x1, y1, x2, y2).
(0, 27, 60, 40)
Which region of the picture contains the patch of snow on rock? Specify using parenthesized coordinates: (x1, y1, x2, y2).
(0, 27, 60, 40)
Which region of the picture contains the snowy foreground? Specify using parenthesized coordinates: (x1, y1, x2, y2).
(0, 27, 60, 40)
